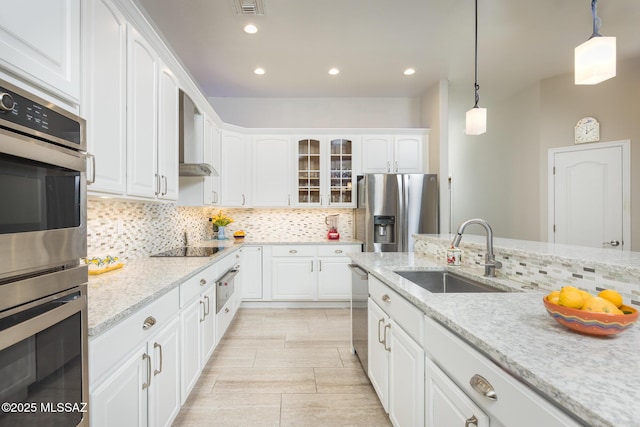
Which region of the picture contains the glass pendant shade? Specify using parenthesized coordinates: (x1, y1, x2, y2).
(575, 36, 616, 85)
(466, 107, 487, 135)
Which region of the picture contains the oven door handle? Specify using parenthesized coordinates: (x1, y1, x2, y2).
(0, 295, 86, 351)
(217, 267, 239, 284)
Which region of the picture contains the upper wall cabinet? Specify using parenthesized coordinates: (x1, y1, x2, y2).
(157, 60, 180, 201)
(0, 0, 80, 104)
(361, 134, 426, 174)
(82, 0, 127, 195)
(252, 135, 292, 207)
(295, 136, 357, 208)
(220, 131, 250, 207)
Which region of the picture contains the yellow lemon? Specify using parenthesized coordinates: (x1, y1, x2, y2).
(598, 289, 623, 308)
(547, 290, 560, 304)
(582, 296, 623, 315)
(558, 286, 585, 309)
(579, 289, 592, 301)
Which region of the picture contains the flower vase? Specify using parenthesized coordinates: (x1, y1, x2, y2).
(217, 226, 226, 240)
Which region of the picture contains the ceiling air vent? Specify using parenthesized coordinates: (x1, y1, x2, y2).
(233, 0, 265, 15)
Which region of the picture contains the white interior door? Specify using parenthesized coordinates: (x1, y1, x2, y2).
(549, 141, 630, 250)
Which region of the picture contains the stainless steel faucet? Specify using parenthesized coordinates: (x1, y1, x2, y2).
(451, 218, 502, 277)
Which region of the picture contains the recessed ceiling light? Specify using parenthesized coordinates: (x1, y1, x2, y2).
(404, 68, 416, 76)
(254, 67, 265, 75)
(244, 24, 259, 34)
(328, 68, 340, 75)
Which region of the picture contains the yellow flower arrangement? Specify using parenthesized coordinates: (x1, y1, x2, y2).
(210, 210, 233, 227)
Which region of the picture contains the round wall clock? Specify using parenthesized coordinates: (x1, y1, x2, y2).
(574, 117, 600, 144)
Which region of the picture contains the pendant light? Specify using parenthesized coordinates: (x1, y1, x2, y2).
(466, 0, 486, 135)
(575, 0, 616, 85)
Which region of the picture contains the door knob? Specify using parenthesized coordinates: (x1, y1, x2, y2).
(603, 240, 620, 247)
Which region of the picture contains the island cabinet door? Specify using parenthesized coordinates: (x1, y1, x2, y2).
(388, 319, 424, 427)
(367, 298, 389, 412)
(425, 357, 489, 427)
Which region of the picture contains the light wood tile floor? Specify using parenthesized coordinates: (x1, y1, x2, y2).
(173, 308, 391, 426)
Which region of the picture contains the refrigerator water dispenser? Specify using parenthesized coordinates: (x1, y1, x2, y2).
(373, 215, 395, 244)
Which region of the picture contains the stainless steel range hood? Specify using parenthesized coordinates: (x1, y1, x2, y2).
(179, 90, 218, 177)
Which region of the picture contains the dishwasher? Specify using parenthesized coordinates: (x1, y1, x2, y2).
(349, 264, 369, 373)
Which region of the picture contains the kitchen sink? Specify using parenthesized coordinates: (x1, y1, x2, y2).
(394, 270, 506, 293)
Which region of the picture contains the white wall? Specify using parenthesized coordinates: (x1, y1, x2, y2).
(209, 97, 421, 128)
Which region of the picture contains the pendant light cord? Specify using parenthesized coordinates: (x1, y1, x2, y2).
(591, 0, 602, 38)
(473, 0, 480, 108)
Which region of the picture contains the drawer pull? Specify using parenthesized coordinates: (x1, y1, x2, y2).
(200, 278, 207, 286)
(142, 316, 156, 330)
(335, 249, 343, 254)
(470, 374, 498, 401)
(381, 294, 391, 303)
(465, 415, 478, 427)
(225, 307, 230, 313)
(289, 249, 298, 254)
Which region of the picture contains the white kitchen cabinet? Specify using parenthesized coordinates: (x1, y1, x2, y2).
(424, 317, 582, 427)
(126, 25, 158, 199)
(317, 245, 356, 299)
(90, 288, 181, 427)
(179, 263, 218, 402)
(82, 0, 127, 195)
(425, 357, 489, 427)
(0, 0, 80, 103)
(367, 275, 425, 426)
(156, 60, 180, 201)
(268, 244, 360, 301)
(361, 134, 425, 174)
(241, 246, 263, 300)
(295, 136, 357, 207)
(252, 135, 292, 206)
(271, 246, 316, 300)
(220, 130, 250, 207)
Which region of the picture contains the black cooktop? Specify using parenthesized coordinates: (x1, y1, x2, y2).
(151, 247, 225, 257)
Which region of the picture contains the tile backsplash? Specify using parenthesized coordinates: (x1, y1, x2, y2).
(87, 199, 353, 260)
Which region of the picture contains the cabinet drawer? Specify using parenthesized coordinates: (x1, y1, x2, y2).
(89, 287, 180, 386)
(369, 275, 423, 345)
(180, 263, 218, 307)
(271, 245, 316, 257)
(424, 317, 581, 427)
(217, 249, 240, 273)
(317, 244, 361, 257)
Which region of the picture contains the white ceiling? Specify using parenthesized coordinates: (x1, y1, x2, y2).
(134, 0, 640, 100)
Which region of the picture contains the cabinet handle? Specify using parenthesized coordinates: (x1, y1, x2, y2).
(394, 161, 398, 172)
(310, 261, 314, 272)
(142, 316, 156, 330)
(142, 353, 151, 389)
(465, 415, 478, 427)
(153, 342, 163, 376)
(154, 174, 161, 196)
(335, 249, 343, 254)
(199, 300, 206, 322)
(386, 161, 391, 173)
(204, 295, 210, 316)
(289, 249, 297, 254)
(377, 318, 385, 344)
(382, 294, 391, 303)
(242, 194, 246, 206)
(225, 307, 230, 313)
(288, 195, 291, 206)
(200, 278, 207, 286)
(161, 175, 168, 196)
(383, 323, 391, 352)
(470, 374, 498, 401)
(86, 153, 96, 184)
(319, 260, 322, 271)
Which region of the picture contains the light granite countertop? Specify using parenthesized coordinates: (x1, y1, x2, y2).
(349, 251, 640, 427)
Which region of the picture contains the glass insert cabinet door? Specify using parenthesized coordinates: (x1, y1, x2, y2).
(297, 139, 322, 205)
(329, 138, 353, 205)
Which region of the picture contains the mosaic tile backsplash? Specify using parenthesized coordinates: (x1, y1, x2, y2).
(87, 199, 353, 260)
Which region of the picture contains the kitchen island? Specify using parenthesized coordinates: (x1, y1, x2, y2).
(349, 250, 640, 427)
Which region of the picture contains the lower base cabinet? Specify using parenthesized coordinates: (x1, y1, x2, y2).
(91, 316, 181, 427)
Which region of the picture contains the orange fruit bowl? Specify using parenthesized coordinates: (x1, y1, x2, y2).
(543, 296, 638, 336)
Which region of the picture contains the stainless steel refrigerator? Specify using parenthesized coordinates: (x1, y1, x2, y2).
(354, 174, 438, 252)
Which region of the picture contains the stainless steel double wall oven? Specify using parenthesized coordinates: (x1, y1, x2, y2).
(0, 78, 89, 426)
